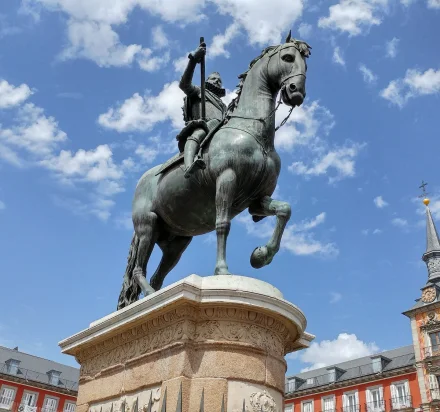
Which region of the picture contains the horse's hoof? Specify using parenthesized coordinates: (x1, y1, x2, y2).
(214, 267, 232, 276)
(250, 246, 269, 269)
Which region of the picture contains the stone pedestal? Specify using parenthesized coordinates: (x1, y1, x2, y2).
(59, 275, 313, 412)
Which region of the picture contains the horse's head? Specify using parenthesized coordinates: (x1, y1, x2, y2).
(267, 31, 311, 107)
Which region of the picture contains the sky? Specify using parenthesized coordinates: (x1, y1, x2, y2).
(0, 0, 439, 376)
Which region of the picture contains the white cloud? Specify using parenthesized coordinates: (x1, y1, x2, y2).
(332, 47, 345, 66)
(381, 68, 440, 107)
(386, 37, 399, 58)
(137, 49, 170, 72)
(210, 23, 240, 58)
(392, 217, 408, 228)
(298, 23, 312, 38)
(134, 144, 159, 164)
(359, 64, 377, 84)
(53, 195, 115, 221)
(361, 229, 369, 235)
(60, 19, 143, 67)
(28, 0, 304, 61)
(214, 0, 303, 46)
(275, 100, 335, 152)
(374, 195, 388, 208)
(362, 228, 383, 235)
(0, 200, 5, 210)
(373, 228, 382, 234)
(98, 81, 185, 132)
(0, 103, 67, 158)
(318, 0, 385, 36)
(0, 80, 33, 109)
(40, 145, 124, 184)
(330, 292, 342, 303)
(428, 0, 440, 8)
(173, 54, 189, 73)
(151, 25, 169, 49)
(27, 0, 205, 25)
(298, 333, 379, 370)
(238, 211, 338, 258)
(288, 142, 364, 183)
(222, 89, 238, 106)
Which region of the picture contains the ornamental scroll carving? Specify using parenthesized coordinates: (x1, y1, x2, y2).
(78, 304, 292, 377)
(233, 391, 278, 412)
(421, 312, 440, 332)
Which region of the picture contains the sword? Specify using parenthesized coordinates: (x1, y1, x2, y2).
(199, 36, 206, 120)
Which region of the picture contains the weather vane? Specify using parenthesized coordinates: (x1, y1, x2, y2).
(419, 180, 430, 206)
(419, 180, 429, 197)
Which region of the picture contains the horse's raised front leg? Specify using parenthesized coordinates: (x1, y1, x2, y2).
(214, 169, 237, 275)
(133, 211, 158, 296)
(248, 196, 291, 269)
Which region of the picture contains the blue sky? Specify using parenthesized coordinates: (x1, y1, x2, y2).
(0, 0, 439, 374)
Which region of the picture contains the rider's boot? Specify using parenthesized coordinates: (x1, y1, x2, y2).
(184, 139, 206, 178)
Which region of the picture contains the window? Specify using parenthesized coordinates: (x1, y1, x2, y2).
(323, 396, 335, 412)
(429, 375, 440, 400)
(430, 332, 440, 354)
(328, 369, 336, 382)
(302, 400, 313, 412)
(0, 387, 16, 409)
(366, 387, 384, 412)
(48, 371, 61, 386)
(285, 405, 293, 412)
(343, 391, 359, 412)
(43, 397, 58, 412)
(64, 403, 75, 412)
(22, 393, 38, 412)
(391, 381, 411, 409)
(6, 359, 20, 375)
(287, 379, 296, 392)
(306, 378, 315, 385)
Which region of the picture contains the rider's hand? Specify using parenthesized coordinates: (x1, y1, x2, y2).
(191, 43, 206, 63)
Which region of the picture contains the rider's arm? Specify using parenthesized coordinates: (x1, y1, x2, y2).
(179, 54, 200, 98)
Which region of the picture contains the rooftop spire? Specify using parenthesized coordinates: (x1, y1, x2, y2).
(421, 191, 440, 281)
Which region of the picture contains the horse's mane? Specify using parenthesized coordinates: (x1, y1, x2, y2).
(226, 39, 311, 116)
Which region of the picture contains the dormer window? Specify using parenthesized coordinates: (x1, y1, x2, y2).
(47, 370, 61, 385)
(371, 355, 391, 373)
(327, 367, 345, 383)
(6, 359, 20, 375)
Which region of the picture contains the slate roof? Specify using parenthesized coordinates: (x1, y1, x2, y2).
(286, 345, 415, 393)
(0, 346, 79, 392)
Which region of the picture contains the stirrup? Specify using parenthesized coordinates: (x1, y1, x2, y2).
(184, 158, 206, 178)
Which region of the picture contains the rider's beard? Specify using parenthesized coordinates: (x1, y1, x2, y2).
(205, 81, 226, 97)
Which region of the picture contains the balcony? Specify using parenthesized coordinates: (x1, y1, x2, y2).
(390, 395, 412, 410)
(0, 402, 74, 412)
(0, 363, 78, 392)
(430, 389, 440, 401)
(342, 405, 361, 412)
(365, 400, 386, 412)
(423, 346, 440, 358)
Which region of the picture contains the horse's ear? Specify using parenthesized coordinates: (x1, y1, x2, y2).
(285, 30, 292, 43)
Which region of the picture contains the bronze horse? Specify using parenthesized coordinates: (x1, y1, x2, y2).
(117, 33, 310, 310)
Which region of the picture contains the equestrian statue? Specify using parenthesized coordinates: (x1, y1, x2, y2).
(117, 32, 311, 310)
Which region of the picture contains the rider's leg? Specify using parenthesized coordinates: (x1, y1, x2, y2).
(184, 129, 206, 178)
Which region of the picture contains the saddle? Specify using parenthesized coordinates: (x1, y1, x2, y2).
(155, 118, 225, 176)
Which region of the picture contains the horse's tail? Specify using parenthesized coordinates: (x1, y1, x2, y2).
(117, 232, 141, 310)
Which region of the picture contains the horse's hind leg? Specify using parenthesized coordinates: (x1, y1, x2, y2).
(248, 196, 291, 269)
(150, 235, 193, 291)
(133, 211, 159, 296)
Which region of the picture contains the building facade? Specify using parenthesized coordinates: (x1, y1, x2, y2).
(285, 197, 440, 412)
(403, 198, 440, 412)
(0, 346, 78, 412)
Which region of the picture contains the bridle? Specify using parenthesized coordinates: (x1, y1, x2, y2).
(227, 43, 307, 132)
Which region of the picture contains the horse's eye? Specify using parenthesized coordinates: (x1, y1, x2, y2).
(282, 54, 294, 62)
